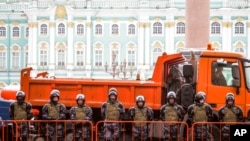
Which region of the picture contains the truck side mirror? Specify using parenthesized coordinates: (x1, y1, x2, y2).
(232, 63, 240, 94)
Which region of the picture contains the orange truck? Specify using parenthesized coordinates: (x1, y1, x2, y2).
(1, 44, 250, 139)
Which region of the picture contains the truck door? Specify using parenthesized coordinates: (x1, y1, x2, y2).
(242, 59, 250, 117)
(206, 58, 246, 113)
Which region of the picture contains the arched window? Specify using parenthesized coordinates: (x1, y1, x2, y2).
(0, 50, 6, 69)
(58, 23, 65, 35)
(95, 24, 102, 35)
(95, 49, 103, 66)
(40, 24, 47, 35)
(128, 24, 135, 35)
(12, 27, 19, 37)
(77, 24, 84, 35)
(112, 24, 119, 35)
(153, 22, 162, 34)
(176, 22, 185, 34)
(0, 27, 6, 37)
(211, 22, 220, 34)
(40, 49, 48, 67)
(127, 49, 136, 66)
(153, 48, 162, 65)
(235, 22, 244, 34)
(12, 49, 20, 69)
(57, 49, 65, 69)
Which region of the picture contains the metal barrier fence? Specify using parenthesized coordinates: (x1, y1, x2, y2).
(192, 122, 250, 141)
(8, 120, 250, 141)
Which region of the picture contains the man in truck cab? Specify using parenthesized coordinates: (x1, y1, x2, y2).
(218, 93, 243, 141)
(160, 91, 184, 141)
(69, 93, 93, 141)
(187, 91, 213, 141)
(101, 87, 125, 141)
(9, 90, 33, 141)
(42, 89, 67, 141)
(127, 95, 154, 141)
(212, 65, 227, 86)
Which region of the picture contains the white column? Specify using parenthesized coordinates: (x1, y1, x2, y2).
(164, 21, 170, 53)
(222, 21, 228, 51)
(227, 22, 232, 52)
(31, 16, 37, 70)
(144, 21, 150, 69)
(27, 18, 33, 68)
(169, 21, 175, 53)
(247, 20, 250, 58)
(137, 21, 144, 69)
(49, 16, 55, 70)
(67, 16, 74, 70)
(85, 17, 92, 78)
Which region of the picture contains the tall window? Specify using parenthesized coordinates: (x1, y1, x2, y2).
(95, 49, 102, 66)
(40, 24, 47, 35)
(112, 24, 119, 35)
(58, 23, 65, 35)
(12, 27, 19, 37)
(26, 27, 29, 38)
(12, 51, 20, 68)
(95, 24, 102, 35)
(0, 27, 6, 37)
(77, 24, 84, 35)
(235, 22, 244, 34)
(127, 49, 135, 66)
(0, 51, 6, 68)
(128, 24, 135, 35)
(57, 49, 65, 69)
(235, 47, 244, 54)
(111, 50, 119, 66)
(153, 22, 162, 34)
(153, 48, 162, 65)
(40, 49, 48, 67)
(211, 22, 220, 34)
(176, 22, 185, 34)
(76, 50, 84, 67)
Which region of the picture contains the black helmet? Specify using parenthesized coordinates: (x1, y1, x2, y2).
(108, 87, 118, 97)
(16, 91, 25, 104)
(226, 93, 234, 107)
(136, 95, 145, 108)
(167, 91, 176, 99)
(76, 93, 85, 106)
(50, 89, 60, 101)
(197, 91, 206, 101)
(16, 91, 25, 99)
(195, 92, 205, 106)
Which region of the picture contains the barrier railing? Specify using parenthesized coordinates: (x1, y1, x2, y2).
(6, 120, 250, 141)
(192, 121, 250, 141)
(95, 120, 189, 141)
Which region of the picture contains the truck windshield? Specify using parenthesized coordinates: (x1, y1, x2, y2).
(243, 61, 250, 90)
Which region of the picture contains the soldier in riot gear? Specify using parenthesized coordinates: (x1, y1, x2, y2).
(128, 95, 154, 141)
(218, 93, 243, 141)
(160, 91, 184, 141)
(101, 87, 125, 141)
(187, 91, 213, 141)
(42, 89, 66, 141)
(69, 93, 93, 141)
(167, 64, 183, 93)
(9, 90, 33, 141)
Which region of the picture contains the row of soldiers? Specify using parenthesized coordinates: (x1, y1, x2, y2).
(9, 87, 246, 141)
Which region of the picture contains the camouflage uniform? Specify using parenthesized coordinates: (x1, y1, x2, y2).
(128, 95, 154, 141)
(9, 91, 33, 141)
(187, 92, 213, 141)
(160, 91, 184, 141)
(218, 93, 243, 141)
(69, 93, 93, 141)
(42, 89, 66, 141)
(101, 87, 125, 141)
